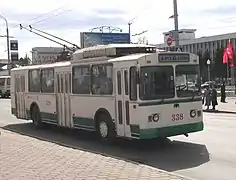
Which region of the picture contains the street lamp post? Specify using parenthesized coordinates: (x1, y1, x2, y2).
(0, 15, 11, 75)
(207, 59, 211, 81)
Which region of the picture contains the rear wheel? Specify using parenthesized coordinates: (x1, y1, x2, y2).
(96, 113, 115, 143)
(31, 105, 44, 128)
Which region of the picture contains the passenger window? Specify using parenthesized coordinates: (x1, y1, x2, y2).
(130, 66, 137, 100)
(61, 76, 64, 93)
(6, 78, 10, 85)
(91, 63, 113, 95)
(0, 78, 5, 86)
(41, 68, 54, 93)
(68, 73, 71, 93)
(29, 69, 41, 92)
(117, 71, 121, 95)
(124, 70, 128, 95)
(72, 65, 91, 94)
(20, 76, 25, 91)
(57, 74, 60, 93)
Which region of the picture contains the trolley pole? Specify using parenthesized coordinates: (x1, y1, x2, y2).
(173, 0, 180, 49)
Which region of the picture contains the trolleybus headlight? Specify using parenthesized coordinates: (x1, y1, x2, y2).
(152, 113, 159, 122)
(190, 110, 196, 118)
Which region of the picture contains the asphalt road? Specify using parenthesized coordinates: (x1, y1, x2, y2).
(1, 98, 236, 180)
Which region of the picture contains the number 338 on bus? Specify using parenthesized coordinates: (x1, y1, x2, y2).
(172, 113, 184, 121)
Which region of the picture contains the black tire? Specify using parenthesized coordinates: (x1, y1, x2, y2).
(31, 105, 44, 128)
(96, 113, 116, 143)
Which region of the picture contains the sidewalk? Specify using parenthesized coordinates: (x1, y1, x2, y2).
(203, 97, 236, 113)
(0, 128, 193, 180)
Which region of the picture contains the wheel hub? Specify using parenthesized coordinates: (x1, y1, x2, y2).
(99, 121, 108, 138)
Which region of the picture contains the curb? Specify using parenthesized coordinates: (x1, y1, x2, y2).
(0, 127, 197, 180)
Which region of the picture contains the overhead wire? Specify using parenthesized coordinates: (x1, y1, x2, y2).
(10, 4, 71, 28)
(30, 9, 72, 26)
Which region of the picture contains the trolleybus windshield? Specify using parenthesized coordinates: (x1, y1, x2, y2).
(175, 64, 201, 97)
(139, 66, 175, 100)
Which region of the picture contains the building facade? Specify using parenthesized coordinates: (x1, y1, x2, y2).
(31, 47, 67, 65)
(156, 29, 236, 60)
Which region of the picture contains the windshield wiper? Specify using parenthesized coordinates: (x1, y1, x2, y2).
(176, 84, 187, 91)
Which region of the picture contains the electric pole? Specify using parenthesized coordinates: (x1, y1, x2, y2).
(173, 0, 179, 49)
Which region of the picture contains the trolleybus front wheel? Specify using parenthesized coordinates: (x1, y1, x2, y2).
(96, 113, 115, 143)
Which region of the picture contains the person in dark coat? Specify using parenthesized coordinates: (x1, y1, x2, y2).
(204, 86, 211, 110)
(211, 85, 218, 110)
(220, 82, 226, 103)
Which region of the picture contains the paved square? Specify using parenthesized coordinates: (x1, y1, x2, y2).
(0, 129, 192, 180)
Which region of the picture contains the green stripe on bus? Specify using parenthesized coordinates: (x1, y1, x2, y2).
(73, 117, 95, 130)
(138, 97, 202, 107)
(41, 112, 58, 123)
(130, 121, 204, 139)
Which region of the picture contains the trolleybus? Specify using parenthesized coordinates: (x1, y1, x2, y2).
(11, 44, 203, 141)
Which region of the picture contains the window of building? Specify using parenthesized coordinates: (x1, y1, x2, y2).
(41, 68, 54, 93)
(91, 63, 113, 95)
(72, 65, 91, 94)
(29, 69, 41, 92)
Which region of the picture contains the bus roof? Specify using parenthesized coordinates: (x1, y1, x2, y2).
(74, 44, 156, 53)
(11, 61, 71, 71)
(73, 43, 156, 60)
(108, 53, 147, 62)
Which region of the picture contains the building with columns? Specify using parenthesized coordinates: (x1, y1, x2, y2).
(155, 29, 236, 83)
(155, 29, 236, 60)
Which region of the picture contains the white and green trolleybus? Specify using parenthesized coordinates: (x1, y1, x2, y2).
(11, 44, 203, 141)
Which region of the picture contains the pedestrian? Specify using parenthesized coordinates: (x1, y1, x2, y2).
(204, 86, 211, 110)
(220, 81, 226, 103)
(211, 85, 218, 110)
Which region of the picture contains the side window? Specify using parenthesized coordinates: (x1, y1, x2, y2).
(91, 63, 113, 95)
(124, 70, 128, 95)
(29, 69, 41, 92)
(130, 66, 137, 100)
(72, 65, 90, 94)
(0, 78, 5, 86)
(41, 68, 54, 93)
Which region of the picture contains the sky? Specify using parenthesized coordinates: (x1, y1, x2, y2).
(1, 0, 236, 59)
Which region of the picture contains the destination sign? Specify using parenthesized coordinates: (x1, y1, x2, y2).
(158, 53, 189, 62)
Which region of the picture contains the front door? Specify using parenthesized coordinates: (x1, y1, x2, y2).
(15, 75, 26, 119)
(56, 72, 72, 127)
(115, 68, 131, 137)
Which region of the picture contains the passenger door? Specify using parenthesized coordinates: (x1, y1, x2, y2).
(15, 75, 26, 119)
(115, 68, 131, 137)
(56, 72, 72, 127)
